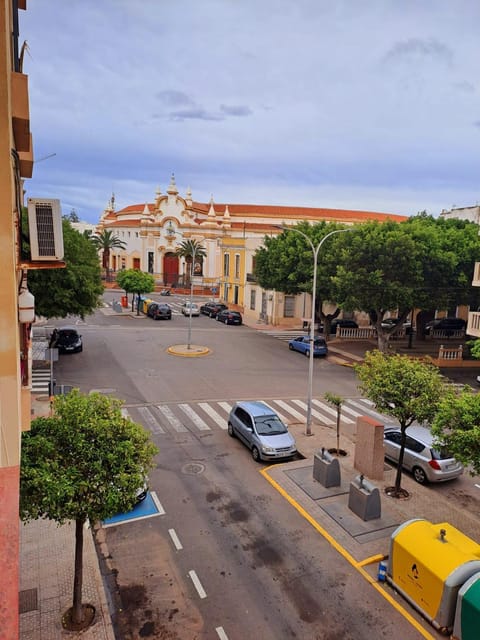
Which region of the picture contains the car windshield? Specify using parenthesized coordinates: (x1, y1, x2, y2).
(254, 415, 287, 435)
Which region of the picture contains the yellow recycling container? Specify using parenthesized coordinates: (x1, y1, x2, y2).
(142, 298, 152, 314)
(388, 519, 480, 634)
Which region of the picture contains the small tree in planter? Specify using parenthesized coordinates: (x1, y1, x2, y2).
(324, 392, 345, 456)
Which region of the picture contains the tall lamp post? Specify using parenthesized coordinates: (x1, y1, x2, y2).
(277, 226, 353, 435)
(186, 240, 204, 350)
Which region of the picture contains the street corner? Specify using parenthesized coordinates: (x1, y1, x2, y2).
(167, 344, 211, 357)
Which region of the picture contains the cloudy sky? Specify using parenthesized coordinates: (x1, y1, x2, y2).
(21, 1, 480, 223)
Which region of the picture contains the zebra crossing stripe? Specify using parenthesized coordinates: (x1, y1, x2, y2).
(198, 403, 227, 430)
(272, 399, 304, 423)
(156, 405, 188, 432)
(121, 408, 130, 418)
(179, 404, 211, 431)
(291, 399, 335, 427)
(339, 403, 365, 419)
(311, 399, 355, 424)
(138, 406, 165, 434)
(347, 399, 387, 423)
(217, 401, 233, 414)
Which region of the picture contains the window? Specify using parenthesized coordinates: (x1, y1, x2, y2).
(250, 289, 256, 310)
(234, 254, 240, 278)
(223, 253, 230, 277)
(234, 285, 239, 304)
(284, 295, 295, 318)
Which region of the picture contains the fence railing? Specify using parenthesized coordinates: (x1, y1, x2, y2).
(336, 327, 376, 339)
(438, 344, 463, 361)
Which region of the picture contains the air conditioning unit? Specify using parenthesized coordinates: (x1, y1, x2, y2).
(27, 198, 64, 260)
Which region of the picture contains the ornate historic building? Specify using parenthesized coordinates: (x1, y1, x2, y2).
(97, 174, 408, 326)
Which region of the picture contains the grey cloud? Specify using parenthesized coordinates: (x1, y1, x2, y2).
(157, 90, 195, 107)
(220, 104, 253, 117)
(384, 38, 453, 65)
(169, 107, 224, 122)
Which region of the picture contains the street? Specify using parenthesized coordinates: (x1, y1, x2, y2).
(48, 294, 476, 639)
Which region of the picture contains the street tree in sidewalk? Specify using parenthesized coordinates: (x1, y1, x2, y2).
(20, 390, 158, 631)
(116, 269, 155, 314)
(355, 351, 445, 497)
(431, 388, 480, 476)
(254, 221, 349, 337)
(27, 218, 104, 320)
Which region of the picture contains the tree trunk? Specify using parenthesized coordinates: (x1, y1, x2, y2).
(376, 329, 391, 354)
(72, 518, 85, 625)
(394, 426, 407, 495)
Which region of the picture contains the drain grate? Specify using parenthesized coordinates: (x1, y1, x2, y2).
(19, 588, 38, 614)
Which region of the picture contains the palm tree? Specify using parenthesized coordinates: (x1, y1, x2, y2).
(176, 239, 206, 285)
(90, 230, 127, 280)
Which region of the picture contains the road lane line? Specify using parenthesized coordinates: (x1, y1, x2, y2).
(179, 403, 211, 430)
(199, 402, 227, 429)
(260, 467, 435, 640)
(188, 570, 207, 599)
(216, 627, 229, 640)
(168, 528, 183, 550)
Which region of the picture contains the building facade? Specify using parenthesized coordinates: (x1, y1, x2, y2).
(97, 174, 408, 327)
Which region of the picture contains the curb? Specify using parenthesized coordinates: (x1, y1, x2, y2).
(167, 344, 211, 357)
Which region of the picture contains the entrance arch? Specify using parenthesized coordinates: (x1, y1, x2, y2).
(163, 253, 179, 286)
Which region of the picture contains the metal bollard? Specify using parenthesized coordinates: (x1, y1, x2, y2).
(377, 560, 387, 582)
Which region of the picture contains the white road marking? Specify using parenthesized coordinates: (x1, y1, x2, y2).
(179, 403, 211, 430)
(138, 406, 165, 434)
(217, 401, 233, 414)
(475, 484, 480, 489)
(156, 405, 188, 432)
(216, 627, 229, 640)
(199, 403, 227, 429)
(273, 399, 304, 423)
(121, 408, 130, 418)
(292, 399, 335, 426)
(151, 491, 165, 515)
(347, 399, 388, 423)
(168, 528, 183, 550)
(188, 570, 207, 599)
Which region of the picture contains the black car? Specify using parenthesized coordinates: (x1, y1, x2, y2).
(216, 309, 243, 325)
(50, 326, 83, 353)
(147, 302, 172, 320)
(200, 301, 228, 318)
(329, 319, 358, 334)
(425, 317, 466, 335)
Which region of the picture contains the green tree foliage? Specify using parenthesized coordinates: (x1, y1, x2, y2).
(28, 219, 104, 320)
(20, 390, 158, 627)
(355, 351, 445, 496)
(431, 388, 480, 475)
(254, 222, 349, 334)
(116, 268, 155, 314)
(175, 239, 207, 284)
(90, 229, 126, 270)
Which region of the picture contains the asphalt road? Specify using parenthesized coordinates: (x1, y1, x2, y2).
(50, 295, 438, 639)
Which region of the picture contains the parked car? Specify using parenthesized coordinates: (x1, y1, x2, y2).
(228, 401, 297, 462)
(327, 319, 359, 334)
(50, 326, 83, 354)
(383, 425, 463, 484)
(199, 301, 228, 318)
(216, 309, 243, 325)
(147, 302, 172, 320)
(380, 317, 413, 334)
(288, 336, 328, 357)
(425, 317, 466, 335)
(181, 302, 200, 316)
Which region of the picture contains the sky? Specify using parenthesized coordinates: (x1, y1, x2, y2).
(21, 1, 480, 224)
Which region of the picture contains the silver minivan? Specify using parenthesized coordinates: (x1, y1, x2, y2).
(383, 425, 463, 484)
(228, 401, 297, 462)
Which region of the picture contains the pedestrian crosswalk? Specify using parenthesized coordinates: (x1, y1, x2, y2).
(31, 369, 52, 394)
(123, 397, 389, 437)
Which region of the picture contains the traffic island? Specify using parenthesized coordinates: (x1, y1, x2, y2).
(167, 344, 210, 357)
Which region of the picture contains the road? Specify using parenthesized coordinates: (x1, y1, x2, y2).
(49, 294, 472, 639)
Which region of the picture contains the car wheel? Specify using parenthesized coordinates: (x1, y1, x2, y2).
(227, 423, 235, 437)
(289, 344, 294, 350)
(412, 466, 428, 484)
(305, 349, 310, 357)
(251, 446, 261, 462)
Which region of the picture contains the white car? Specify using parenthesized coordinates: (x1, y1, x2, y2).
(181, 302, 199, 316)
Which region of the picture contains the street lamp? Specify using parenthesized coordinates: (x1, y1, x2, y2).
(186, 239, 205, 350)
(276, 225, 353, 435)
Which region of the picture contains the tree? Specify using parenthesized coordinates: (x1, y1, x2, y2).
(355, 351, 445, 497)
(90, 229, 127, 278)
(324, 392, 343, 455)
(254, 222, 350, 337)
(431, 388, 480, 475)
(28, 219, 104, 320)
(20, 390, 158, 630)
(175, 239, 207, 285)
(116, 268, 155, 314)
(65, 208, 80, 223)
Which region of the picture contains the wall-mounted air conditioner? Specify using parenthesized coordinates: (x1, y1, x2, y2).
(27, 198, 64, 260)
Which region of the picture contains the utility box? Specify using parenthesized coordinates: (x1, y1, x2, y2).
(313, 448, 341, 488)
(348, 474, 381, 521)
(388, 519, 480, 635)
(452, 572, 480, 640)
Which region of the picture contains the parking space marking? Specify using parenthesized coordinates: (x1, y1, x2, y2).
(168, 528, 183, 550)
(215, 627, 229, 640)
(179, 403, 211, 431)
(188, 570, 207, 599)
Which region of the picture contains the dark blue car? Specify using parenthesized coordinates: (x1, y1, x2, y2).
(288, 336, 328, 357)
